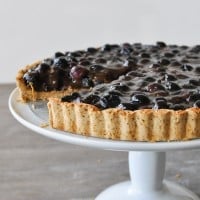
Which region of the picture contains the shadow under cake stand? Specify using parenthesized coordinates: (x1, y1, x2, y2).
(9, 88, 200, 200)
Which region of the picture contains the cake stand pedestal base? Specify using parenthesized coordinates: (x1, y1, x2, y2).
(96, 152, 200, 200)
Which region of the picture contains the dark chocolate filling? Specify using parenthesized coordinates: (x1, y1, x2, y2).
(23, 42, 200, 110)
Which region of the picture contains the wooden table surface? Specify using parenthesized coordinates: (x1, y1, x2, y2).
(0, 84, 200, 200)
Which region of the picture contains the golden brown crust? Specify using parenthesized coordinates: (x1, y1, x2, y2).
(47, 98, 200, 141)
(16, 61, 79, 102)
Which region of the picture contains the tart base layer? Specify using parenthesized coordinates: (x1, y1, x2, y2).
(48, 98, 200, 142)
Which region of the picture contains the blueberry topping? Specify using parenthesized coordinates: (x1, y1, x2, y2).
(24, 42, 200, 110)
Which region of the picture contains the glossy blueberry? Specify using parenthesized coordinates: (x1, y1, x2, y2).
(164, 74, 177, 81)
(79, 60, 91, 66)
(156, 41, 167, 48)
(165, 82, 181, 91)
(194, 100, 200, 108)
(144, 77, 155, 82)
(171, 104, 185, 110)
(147, 83, 166, 92)
(82, 78, 94, 88)
(70, 66, 89, 81)
(83, 94, 100, 104)
(61, 92, 80, 102)
(153, 100, 169, 109)
(99, 94, 121, 108)
(95, 58, 107, 64)
(36, 63, 50, 74)
(131, 94, 150, 105)
(160, 58, 170, 66)
(181, 64, 193, 71)
(189, 79, 200, 86)
(117, 103, 139, 111)
(87, 47, 98, 53)
(188, 93, 200, 102)
(54, 57, 69, 69)
(90, 64, 104, 71)
(164, 52, 174, 58)
(54, 52, 65, 58)
(195, 67, 200, 73)
(110, 84, 130, 92)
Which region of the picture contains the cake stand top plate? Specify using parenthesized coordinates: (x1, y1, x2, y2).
(9, 88, 200, 152)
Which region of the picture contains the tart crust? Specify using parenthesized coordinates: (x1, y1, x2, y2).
(48, 98, 200, 141)
(16, 61, 78, 102)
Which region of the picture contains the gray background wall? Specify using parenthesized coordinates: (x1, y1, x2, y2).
(1, 0, 200, 83)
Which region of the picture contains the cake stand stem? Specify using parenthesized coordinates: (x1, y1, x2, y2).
(129, 151, 165, 192)
(96, 151, 199, 200)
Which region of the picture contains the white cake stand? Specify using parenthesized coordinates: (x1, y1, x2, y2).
(9, 88, 200, 200)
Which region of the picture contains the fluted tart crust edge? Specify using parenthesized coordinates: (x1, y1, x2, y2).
(47, 98, 200, 142)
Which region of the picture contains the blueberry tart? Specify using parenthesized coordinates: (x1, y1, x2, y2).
(17, 42, 200, 141)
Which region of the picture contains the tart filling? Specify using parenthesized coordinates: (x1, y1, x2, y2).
(16, 42, 200, 141)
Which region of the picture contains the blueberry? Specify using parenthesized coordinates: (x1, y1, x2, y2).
(195, 67, 200, 73)
(181, 64, 193, 71)
(189, 79, 200, 86)
(188, 94, 200, 102)
(171, 61, 181, 67)
(54, 57, 69, 69)
(95, 58, 107, 64)
(153, 100, 169, 109)
(165, 82, 181, 91)
(123, 59, 137, 67)
(43, 58, 54, 66)
(36, 63, 50, 74)
(164, 52, 174, 58)
(131, 94, 150, 105)
(147, 83, 166, 92)
(140, 53, 150, 58)
(83, 94, 100, 105)
(99, 94, 121, 108)
(171, 104, 185, 110)
(90, 64, 104, 71)
(194, 100, 200, 108)
(140, 59, 150, 64)
(70, 66, 89, 81)
(156, 41, 167, 48)
(61, 92, 80, 102)
(70, 51, 84, 57)
(101, 44, 112, 51)
(117, 103, 139, 111)
(87, 47, 98, 53)
(82, 78, 94, 88)
(23, 71, 40, 90)
(54, 52, 64, 58)
(160, 58, 170, 66)
(144, 77, 155, 82)
(164, 74, 177, 81)
(110, 84, 130, 92)
(79, 60, 91, 66)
